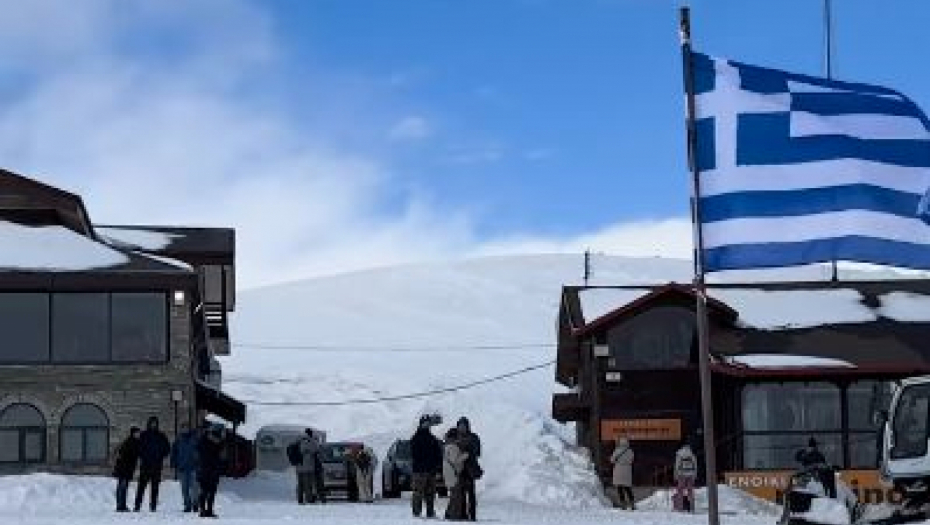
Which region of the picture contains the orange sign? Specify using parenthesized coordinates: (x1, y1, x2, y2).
(724, 470, 902, 505)
(601, 418, 682, 441)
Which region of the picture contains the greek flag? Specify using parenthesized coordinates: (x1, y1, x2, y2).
(691, 52, 930, 271)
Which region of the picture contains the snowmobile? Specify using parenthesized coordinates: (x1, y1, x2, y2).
(777, 465, 861, 525)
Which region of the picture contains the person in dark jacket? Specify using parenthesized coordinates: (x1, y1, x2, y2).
(795, 437, 835, 497)
(134, 416, 171, 512)
(197, 425, 226, 519)
(410, 415, 443, 518)
(456, 416, 482, 522)
(171, 422, 201, 512)
(113, 427, 141, 512)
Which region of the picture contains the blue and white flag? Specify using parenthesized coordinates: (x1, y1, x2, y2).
(691, 52, 930, 271)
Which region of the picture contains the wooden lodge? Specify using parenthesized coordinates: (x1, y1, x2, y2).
(552, 280, 930, 502)
(0, 169, 244, 474)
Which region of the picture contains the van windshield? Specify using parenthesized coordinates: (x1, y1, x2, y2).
(891, 383, 930, 460)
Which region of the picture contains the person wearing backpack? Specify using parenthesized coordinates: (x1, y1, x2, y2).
(673, 442, 698, 512)
(352, 446, 377, 503)
(292, 429, 322, 504)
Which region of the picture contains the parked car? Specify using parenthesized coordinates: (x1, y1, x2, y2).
(381, 439, 446, 499)
(319, 442, 371, 501)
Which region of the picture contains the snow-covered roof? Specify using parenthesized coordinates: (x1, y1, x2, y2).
(575, 285, 930, 331)
(712, 289, 876, 330)
(98, 227, 179, 250)
(726, 354, 856, 369)
(577, 288, 651, 324)
(0, 221, 129, 271)
(878, 292, 930, 322)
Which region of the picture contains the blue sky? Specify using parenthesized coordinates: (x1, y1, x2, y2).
(1, 1, 929, 286)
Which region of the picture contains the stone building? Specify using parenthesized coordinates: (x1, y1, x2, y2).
(0, 169, 244, 474)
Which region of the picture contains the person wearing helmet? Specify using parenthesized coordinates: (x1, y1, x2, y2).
(410, 415, 442, 518)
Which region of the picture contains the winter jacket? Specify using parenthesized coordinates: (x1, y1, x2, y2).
(443, 442, 469, 489)
(354, 447, 378, 474)
(410, 427, 443, 474)
(197, 431, 225, 482)
(457, 430, 482, 482)
(113, 436, 140, 479)
(296, 436, 320, 474)
(171, 430, 201, 472)
(610, 439, 634, 487)
(674, 445, 698, 481)
(796, 447, 827, 468)
(138, 428, 171, 472)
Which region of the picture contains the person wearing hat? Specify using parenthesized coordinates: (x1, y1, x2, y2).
(796, 437, 834, 497)
(410, 415, 443, 518)
(113, 426, 141, 512)
(197, 425, 226, 518)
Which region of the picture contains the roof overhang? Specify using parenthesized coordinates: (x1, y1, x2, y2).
(196, 381, 246, 425)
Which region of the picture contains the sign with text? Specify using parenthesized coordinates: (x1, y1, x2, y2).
(601, 418, 682, 441)
(724, 470, 902, 506)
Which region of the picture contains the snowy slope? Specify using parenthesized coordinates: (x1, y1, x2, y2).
(223, 254, 924, 508)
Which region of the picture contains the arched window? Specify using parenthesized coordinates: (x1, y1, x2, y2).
(59, 404, 109, 464)
(0, 403, 46, 463)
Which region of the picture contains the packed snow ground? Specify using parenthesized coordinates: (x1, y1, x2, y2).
(1, 473, 782, 525)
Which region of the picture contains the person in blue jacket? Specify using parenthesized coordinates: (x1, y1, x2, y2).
(171, 422, 202, 513)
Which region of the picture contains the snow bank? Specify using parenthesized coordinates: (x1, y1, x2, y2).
(637, 485, 779, 516)
(0, 473, 237, 517)
(0, 221, 128, 270)
(796, 497, 852, 525)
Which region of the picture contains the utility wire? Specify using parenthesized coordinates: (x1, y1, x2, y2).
(232, 342, 556, 353)
(236, 359, 555, 407)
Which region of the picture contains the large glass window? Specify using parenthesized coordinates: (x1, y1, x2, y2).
(0, 294, 50, 363)
(607, 306, 695, 369)
(848, 381, 894, 468)
(52, 294, 109, 363)
(111, 293, 167, 362)
(0, 404, 46, 464)
(742, 383, 842, 469)
(59, 404, 109, 464)
(891, 383, 930, 461)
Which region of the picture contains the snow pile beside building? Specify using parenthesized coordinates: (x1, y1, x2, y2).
(637, 485, 779, 516)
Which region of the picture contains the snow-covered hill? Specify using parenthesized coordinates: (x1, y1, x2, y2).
(223, 253, 922, 508)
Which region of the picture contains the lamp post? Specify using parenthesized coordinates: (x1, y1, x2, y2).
(171, 389, 183, 438)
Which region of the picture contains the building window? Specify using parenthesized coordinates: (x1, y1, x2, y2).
(59, 404, 109, 464)
(52, 294, 109, 363)
(0, 404, 46, 464)
(111, 293, 167, 362)
(741, 383, 842, 469)
(607, 306, 696, 370)
(847, 381, 894, 468)
(0, 293, 50, 363)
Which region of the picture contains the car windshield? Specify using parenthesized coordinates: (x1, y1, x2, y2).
(321, 445, 352, 462)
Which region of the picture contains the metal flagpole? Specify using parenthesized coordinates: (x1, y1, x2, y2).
(825, 0, 839, 281)
(679, 7, 720, 525)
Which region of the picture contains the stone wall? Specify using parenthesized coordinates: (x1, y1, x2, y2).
(0, 300, 194, 475)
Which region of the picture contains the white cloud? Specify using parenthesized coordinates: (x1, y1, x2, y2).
(0, 1, 691, 288)
(387, 115, 433, 141)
